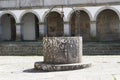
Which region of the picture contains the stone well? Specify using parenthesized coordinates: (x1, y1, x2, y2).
(34, 37, 91, 71)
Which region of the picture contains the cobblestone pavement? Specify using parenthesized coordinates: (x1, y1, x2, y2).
(0, 56, 120, 80)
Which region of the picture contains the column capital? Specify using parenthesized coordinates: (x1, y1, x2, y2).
(90, 21, 96, 24)
(38, 22, 44, 25)
(16, 23, 22, 25)
(64, 21, 69, 24)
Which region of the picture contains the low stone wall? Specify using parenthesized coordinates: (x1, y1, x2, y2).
(0, 42, 43, 56)
(83, 42, 120, 55)
(0, 41, 120, 56)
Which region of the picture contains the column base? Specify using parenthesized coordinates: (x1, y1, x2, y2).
(16, 35, 21, 41)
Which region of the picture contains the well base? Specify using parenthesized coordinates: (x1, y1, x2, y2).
(34, 62, 91, 71)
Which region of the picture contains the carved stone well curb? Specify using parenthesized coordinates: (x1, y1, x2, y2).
(34, 37, 91, 71)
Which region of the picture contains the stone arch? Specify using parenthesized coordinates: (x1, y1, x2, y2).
(0, 11, 17, 23)
(96, 8, 120, 41)
(0, 13, 16, 41)
(42, 8, 65, 22)
(20, 12, 40, 40)
(44, 11, 64, 37)
(68, 8, 93, 22)
(69, 9, 91, 41)
(19, 10, 40, 23)
(94, 6, 120, 20)
(42, 9, 63, 22)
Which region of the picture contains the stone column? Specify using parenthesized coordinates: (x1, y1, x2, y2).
(64, 22, 70, 36)
(0, 23, 2, 40)
(38, 23, 44, 40)
(16, 23, 22, 41)
(44, 20, 48, 37)
(90, 21, 97, 37)
(118, 20, 120, 38)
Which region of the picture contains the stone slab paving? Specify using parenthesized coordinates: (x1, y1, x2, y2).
(0, 56, 120, 80)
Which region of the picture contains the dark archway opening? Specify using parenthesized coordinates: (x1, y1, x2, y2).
(1, 14, 16, 41)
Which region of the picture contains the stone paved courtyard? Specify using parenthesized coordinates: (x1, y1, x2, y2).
(0, 56, 120, 80)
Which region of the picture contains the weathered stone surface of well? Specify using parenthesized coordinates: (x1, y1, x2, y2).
(43, 37, 82, 64)
(34, 37, 91, 71)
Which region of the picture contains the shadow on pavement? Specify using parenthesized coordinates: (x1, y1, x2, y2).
(23, 68, 79, 73)
(23, 68, 49, 73)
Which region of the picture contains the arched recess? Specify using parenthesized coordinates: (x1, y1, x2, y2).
(21, 13, 39, 40)
(42, 9, 62, 22)
(70, 10, 90, 41)
(68, 8, 92, 22)
(45, 11, 64, 37)
(0, 14, 16, 41)
(96, 9, 120, 41)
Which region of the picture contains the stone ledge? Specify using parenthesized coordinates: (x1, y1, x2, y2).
(34, 62, 91, 71)
(0, 42, 43, 56)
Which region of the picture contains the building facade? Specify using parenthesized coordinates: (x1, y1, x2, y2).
(0, 0, 120, 41)
(0, 0, 120, 55)
(0, 0, 120, 42)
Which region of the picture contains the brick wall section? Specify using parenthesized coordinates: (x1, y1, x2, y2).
(0, 42, 43, 56)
